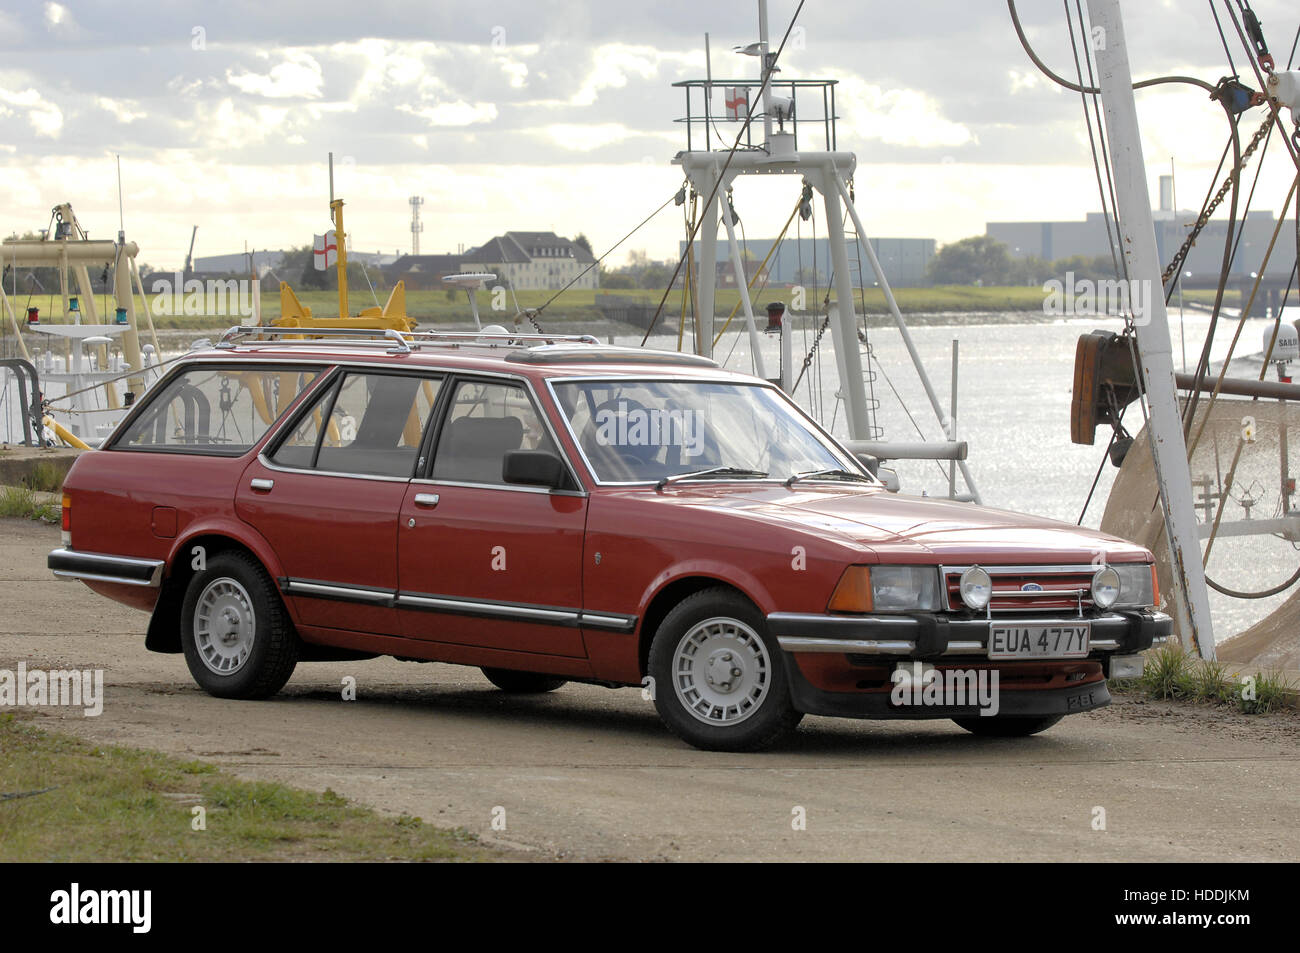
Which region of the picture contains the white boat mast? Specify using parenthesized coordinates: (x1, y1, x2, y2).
(675, 0, 979, 501)
(1087, 0, 1216, 657)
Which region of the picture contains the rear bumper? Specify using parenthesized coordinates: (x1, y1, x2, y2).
(767, 609, 1171, 659)
(48, 548, 164, 588)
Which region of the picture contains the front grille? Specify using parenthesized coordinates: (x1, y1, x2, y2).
(942, 564, 1096, 613)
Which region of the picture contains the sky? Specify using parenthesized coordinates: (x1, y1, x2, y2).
(1, 0, 1298, 270)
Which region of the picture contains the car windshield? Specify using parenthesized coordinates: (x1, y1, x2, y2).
(551, 379, 865, 484)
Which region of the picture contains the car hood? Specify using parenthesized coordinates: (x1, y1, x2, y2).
(632, 483, 1150, 563)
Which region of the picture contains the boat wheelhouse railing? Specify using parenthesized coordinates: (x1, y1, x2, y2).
(672, 78, 839, 153)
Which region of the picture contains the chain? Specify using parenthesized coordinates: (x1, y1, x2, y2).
(793, 313, 831, 393)
(516, 308, 545, 334)
(1162, 116, 1272, 285)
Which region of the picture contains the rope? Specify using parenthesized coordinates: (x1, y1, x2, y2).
(534, 189, 680, 317)
(711, 192, 803, 347)
(45, 350, 191, 407)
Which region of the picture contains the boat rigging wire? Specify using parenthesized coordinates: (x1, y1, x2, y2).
(641, 0, 808, 345)
(533, 188, 682, 318)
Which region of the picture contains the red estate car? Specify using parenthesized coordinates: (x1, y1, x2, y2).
(49, 328, 1170, 751)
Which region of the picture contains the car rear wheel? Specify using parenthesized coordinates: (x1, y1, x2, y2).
(648, 588, 802, 752)
(952, 715, 1063, 737)
(181, 551, 299, 699)
(480, 668, 567, 693)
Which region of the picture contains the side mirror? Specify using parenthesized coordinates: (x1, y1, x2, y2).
(503, 450, 566, 489)
(877, 466, 901, 493)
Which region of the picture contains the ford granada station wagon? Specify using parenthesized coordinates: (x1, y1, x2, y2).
(50, 327, 1171, 751)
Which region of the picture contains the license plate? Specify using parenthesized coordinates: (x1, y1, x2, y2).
(988, 622, 1090, 659)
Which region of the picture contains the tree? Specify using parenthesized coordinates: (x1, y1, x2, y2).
(638, 262, 673, 290)
(926, 235, 1013, 286)
(599, 266, 637, 290)
(573, 233, 593, 256)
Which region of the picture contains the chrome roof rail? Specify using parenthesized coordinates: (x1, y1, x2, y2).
(213, 326, 603, 354)
(215, 326, 412, 353)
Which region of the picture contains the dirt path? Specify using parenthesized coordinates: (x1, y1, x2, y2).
(4, 518, 1297, 862)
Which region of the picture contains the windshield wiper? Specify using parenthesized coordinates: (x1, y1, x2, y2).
(655, 466, 768, 491)
(784, 468, 876, 488)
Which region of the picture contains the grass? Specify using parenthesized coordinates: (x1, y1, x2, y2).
(21, 460, 64, 493)
(1111, 641, 1297, 713)
(0, 714, 507, 862)
(0, 485, 58, 522)
(8, 283, 1183, 334)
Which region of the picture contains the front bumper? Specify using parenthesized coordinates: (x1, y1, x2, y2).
(767, 609, 1171, 659)
(48, 548, 164, 587)
(767, 608, 1168, 720)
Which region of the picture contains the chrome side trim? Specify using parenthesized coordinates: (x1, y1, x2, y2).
(281, 577, 638, 632)
(48, 548, 164, 588)
(579, 612, 638, 632)
(397, 593, 578, 624)
(778, 636, 916, 654)
(284, 579, 396, 605)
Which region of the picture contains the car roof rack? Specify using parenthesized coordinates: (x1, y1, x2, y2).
(211, 326, 720, 368)
(504, 345, 718, 367)
(213, 326, 604, 355)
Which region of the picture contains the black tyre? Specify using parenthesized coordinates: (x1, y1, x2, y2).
(952, 715, 1063, 737)
(480, 667, 567, 693)
(180, 551, 299, 699)
(647, 587, 802, 752)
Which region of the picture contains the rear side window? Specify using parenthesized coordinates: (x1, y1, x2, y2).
(271, 371, 442, 478)
(116, 365, 322, 455)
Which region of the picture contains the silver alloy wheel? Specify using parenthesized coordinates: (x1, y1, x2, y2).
(672, 616, 771, 725)
(193, 577, 256, 676)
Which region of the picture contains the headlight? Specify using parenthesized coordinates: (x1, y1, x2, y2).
(958, 565, 992, 611)
(871, 565, 942, 612)
(827, 565, 942, 613)
(1091, 565, 1121, 609)
(1111, 563, 1156, 608)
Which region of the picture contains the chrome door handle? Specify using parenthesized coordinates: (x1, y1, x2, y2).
(413, 493, 440, 508)
(250, 478, 274, 491)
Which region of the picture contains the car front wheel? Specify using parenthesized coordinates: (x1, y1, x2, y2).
(180, 551, 299, 699)
(648, 588, 802, 752)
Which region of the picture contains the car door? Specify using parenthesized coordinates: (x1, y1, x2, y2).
(396, 375, 589, 657)
(237, 368, 443, 638)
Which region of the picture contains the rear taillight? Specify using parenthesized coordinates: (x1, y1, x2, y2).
(61, 493, 71, 532)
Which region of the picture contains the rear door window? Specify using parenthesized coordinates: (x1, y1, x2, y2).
(115, 365, 323, 455)
(271, 371, 442, 478)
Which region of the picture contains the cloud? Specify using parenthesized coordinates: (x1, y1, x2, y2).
(838, 77, 975, 149)
(42, 2, 81, 39)
(96, 96, 146, 124)
(0, 86, 63, 137)
(227, 51, 323, 99)
(399, 101, 498, 127)
(537, 122, 674, 150)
